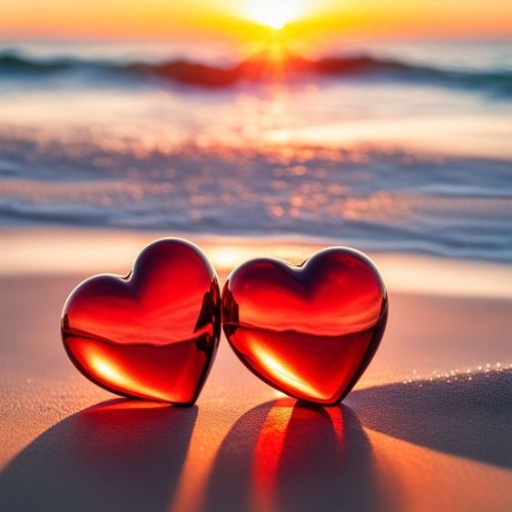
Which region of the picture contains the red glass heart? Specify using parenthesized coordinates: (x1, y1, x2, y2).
(61, 239, 221, 405)
(222, 247, 388, 405)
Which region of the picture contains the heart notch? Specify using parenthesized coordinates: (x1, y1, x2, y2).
(61, 238, 221, 405)
(222, 247, 388, 405)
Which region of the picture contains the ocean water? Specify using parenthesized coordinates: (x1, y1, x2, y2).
(0, 39, 511, 262)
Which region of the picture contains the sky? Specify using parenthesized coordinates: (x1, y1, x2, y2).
(1, 0, 511, 40)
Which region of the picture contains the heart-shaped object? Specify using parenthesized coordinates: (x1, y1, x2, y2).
(61, 239, 220, 405)
(222, 247, 388, 405)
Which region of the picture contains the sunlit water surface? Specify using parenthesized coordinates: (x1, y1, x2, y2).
(0, 39, 511, 262)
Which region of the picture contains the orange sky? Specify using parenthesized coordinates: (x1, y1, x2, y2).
(1, 0, 511, 40)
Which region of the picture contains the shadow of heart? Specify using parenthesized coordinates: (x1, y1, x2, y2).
(0, 399, 197, 512)
(347, 369, 512, 469)
(205, 399, 397, 512)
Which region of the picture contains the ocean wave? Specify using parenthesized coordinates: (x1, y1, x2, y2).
(1, 126, 511, 263)
(1, 51, 511, 96)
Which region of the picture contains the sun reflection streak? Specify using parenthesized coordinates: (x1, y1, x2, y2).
(251, 400, 294, 512)
(89, 356, 126, 385)
(253, 345, 325, 400)
(87, 352, 170, 402)
(250, 401, 346, 512)
(325, 404, 344, 442)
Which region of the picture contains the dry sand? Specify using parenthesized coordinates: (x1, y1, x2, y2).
(0, 228, 511, 512)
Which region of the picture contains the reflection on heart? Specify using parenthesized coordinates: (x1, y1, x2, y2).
(222, 247, 388, 405)
(61, 239, 221, 404)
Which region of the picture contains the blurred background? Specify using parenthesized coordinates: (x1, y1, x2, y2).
(0, 0, 511, 263)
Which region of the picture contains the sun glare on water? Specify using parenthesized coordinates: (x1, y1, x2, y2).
(245, 0, 306, 29)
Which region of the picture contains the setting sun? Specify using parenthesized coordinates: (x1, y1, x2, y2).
(245, 0, 306, 29)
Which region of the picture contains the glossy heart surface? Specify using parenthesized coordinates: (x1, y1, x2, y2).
(222, 248, 388, 405)
(61, 239, 220, 404)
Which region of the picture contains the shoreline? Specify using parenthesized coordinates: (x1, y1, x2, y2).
(2, 225, 512, 299)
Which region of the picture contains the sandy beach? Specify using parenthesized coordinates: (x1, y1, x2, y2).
(1, 227, 511, 512)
